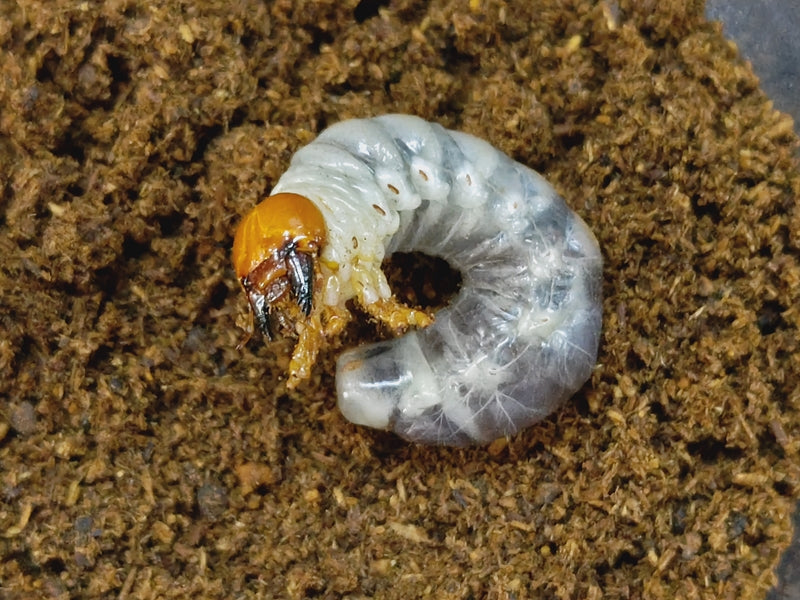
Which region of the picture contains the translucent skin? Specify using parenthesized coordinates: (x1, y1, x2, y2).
(270, 115, 603, 446)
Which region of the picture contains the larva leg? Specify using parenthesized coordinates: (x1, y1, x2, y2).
(320, 303, 350, 338)
(360, 297, 433, 333)
(286, 303, 351, 389)
(286, 309, 323, 389)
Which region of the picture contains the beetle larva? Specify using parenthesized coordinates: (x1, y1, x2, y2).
(232, 115, 603, 446)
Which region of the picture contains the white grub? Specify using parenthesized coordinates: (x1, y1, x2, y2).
(272, 115, 603, 445)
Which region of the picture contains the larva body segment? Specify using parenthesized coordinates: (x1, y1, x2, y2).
(269, 115, 602, 445)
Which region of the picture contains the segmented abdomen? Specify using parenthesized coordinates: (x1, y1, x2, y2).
(272, 115, 603, 446)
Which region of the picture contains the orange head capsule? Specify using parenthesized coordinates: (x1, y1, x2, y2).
(232, 192, 327, 338)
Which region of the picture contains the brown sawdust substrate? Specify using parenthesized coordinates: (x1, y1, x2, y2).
(1, 0, 799, 598)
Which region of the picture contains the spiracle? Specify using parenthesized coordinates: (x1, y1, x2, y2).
(232, 115, 603, 446)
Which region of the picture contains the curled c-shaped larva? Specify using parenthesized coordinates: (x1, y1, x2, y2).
(233, 115, 603, 446)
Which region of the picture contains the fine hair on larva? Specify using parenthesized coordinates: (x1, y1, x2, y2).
(269, 114, 603, 446)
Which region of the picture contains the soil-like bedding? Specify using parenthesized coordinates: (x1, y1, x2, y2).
(1, 1, 799, 598)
